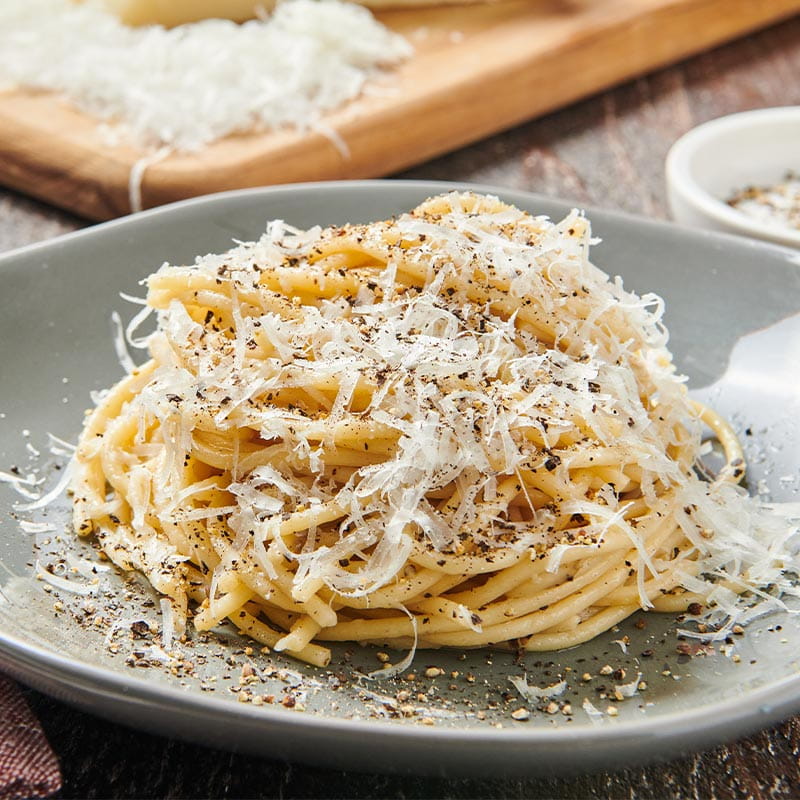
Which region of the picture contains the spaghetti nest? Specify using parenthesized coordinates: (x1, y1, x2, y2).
(73, 192, 770, 668)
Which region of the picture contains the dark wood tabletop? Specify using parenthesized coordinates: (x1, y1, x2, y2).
(2, 15, 800, 800)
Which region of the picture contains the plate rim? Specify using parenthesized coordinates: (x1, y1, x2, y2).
(1, 179, 797, 267)
(1, 617, 799, 746)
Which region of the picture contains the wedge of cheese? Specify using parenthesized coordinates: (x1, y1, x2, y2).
(100, 0, 272, 26)
(98, 0, 487, 26)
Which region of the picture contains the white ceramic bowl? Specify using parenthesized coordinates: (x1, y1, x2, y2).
(666, 106, 800, 248)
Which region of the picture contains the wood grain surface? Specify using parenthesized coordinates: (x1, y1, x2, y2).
(1, 0, 799, 220)
(1, 12, 800, 800)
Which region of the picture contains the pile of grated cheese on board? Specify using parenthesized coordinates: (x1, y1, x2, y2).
(0, 0, 412, 152)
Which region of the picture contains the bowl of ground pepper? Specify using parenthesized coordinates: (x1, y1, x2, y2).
(666, 106, 800, 248)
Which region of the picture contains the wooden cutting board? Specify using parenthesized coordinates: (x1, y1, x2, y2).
(1, 0, 798, 221)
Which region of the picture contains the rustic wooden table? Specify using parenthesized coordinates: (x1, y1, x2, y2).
(2, 15, 800, 800)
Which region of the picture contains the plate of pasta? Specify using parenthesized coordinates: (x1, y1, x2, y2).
(0, 181, 799, 776)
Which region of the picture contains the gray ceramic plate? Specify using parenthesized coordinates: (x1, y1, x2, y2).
(1, 181, 799, 778)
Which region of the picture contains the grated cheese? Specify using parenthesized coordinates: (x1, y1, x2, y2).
(509, 675, 567, 702)
(613, 672, 642, 699)
(14, 459, 75, 512)
(66, 553, 113, 577)
(18, 521, 58, 534)
(0, 0, 412, 152)
(64, 192, 800, 662)
(364, 607, 418, 680)
(0, 470, 44, 500)
(124, 194, 800, 633)
(36, 560, 97, 595)
(582, 697, 605, 720)
(160, 597, 175, 650)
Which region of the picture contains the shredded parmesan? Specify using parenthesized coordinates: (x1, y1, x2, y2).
(0, 0, 411, 152)
(613, 672, 642, 699)
(582, 697, 605, 720)
(364, 607, 418, 681)
(66, 553, 112, 577)
(36, 560, 96, 595)
(111, 311, 137, 374)
(0, 470, 44, 500)
(14, 459, 75, 512)
(18, 521, 57, 534)
(160, 597, 175, 650)
(67, 192, 800, 666)
(509, 675, 567, 702)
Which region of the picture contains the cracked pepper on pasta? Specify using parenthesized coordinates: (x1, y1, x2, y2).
(72, 192, 796, 667)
